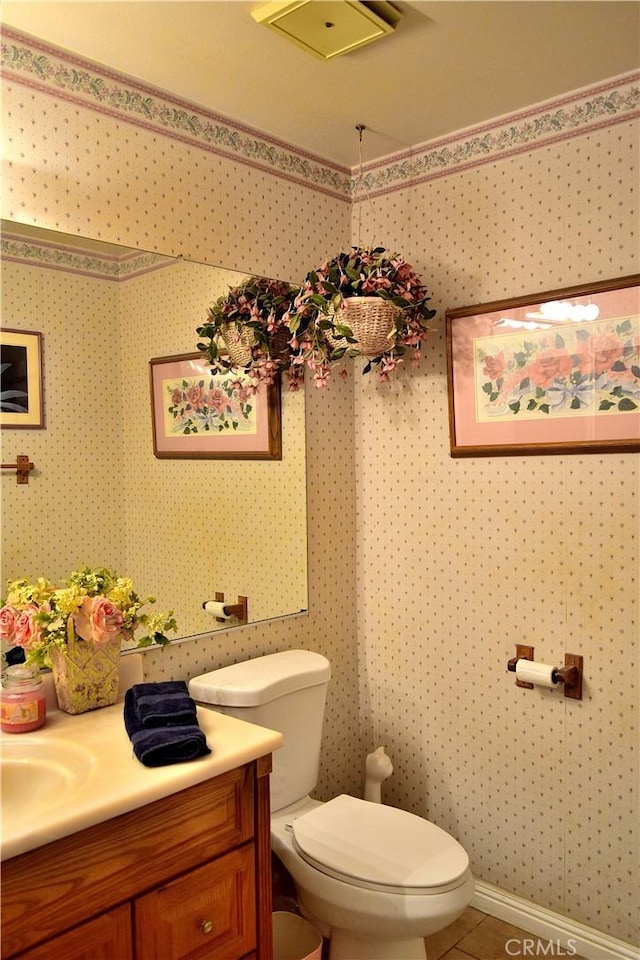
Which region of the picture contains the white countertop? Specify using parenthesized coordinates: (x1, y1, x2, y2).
(1, 679, 283, 861)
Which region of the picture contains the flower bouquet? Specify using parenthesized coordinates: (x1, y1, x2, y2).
(0, 567, 177, 714)
(196, 275, 303, 390)
(288, 246, 436, 387)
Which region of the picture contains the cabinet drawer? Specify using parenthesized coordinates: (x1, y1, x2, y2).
(16, 905, 132, 960)
(135, 845, 256, 960)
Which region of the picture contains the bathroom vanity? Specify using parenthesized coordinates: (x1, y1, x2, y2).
(1, 698, 283, 960)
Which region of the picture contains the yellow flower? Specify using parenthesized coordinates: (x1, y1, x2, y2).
(53, 584, 86, 617)
(108, 579, 134, 610)
(6, 577, 54, 606)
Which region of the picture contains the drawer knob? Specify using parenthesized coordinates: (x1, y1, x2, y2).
(200, 920, 214, 935)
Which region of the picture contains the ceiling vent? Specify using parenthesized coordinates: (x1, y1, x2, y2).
(251, 1, 401, 60)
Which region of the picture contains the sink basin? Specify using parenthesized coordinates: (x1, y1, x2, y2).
(1, 736, 93, 833)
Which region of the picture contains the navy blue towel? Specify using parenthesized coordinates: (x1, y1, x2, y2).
(124, 687, 211, 768)
(127, 680, 198, 728)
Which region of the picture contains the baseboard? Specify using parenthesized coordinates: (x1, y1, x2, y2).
(472, 881, 639, 960)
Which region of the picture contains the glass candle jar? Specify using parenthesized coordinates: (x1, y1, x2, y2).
(1, 664, 46, 733)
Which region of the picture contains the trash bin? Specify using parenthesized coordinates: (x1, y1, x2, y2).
(272, 911, 323, 960)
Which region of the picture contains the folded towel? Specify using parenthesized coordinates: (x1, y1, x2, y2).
(127, 680, 198, 728)
(124, 688, 211, 768)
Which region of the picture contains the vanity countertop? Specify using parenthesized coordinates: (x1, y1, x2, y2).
(1, 700, 283, 861)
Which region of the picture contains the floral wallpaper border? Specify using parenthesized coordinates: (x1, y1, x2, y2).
(356, 73, 640, 198)
(1, 232, 174, 280)
(0, 27, 352, 202)
(1, 27, 639, 201)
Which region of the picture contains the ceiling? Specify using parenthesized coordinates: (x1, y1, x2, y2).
(1, 1, 639, 168)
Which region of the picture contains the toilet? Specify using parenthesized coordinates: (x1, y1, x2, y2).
(189, 649, 474, 960)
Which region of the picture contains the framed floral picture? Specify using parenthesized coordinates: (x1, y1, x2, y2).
(445, 275, 640, 457)
(0, 329, 44, 428)
(149, 353, 281, 460)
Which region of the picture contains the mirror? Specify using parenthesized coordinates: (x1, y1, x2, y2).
(0, 220, 308, 644)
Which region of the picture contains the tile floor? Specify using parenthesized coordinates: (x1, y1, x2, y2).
(316, 907, 578, 960)
(425, 908, 583, 960)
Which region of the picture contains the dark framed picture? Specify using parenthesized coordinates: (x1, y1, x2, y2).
(149, 352, 281, 460)
(0, 329, 44, 428)
(446, 275, 640, 457)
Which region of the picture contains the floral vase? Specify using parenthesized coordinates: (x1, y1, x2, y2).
(330, 297, 400, 357)
(49, 636, 121, 715)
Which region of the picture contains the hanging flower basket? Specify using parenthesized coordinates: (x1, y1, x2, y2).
(288, 247, 436, 387)
(330, 297, 401, 358)
(218, 322, 256, 367)
(196, 276, 301, 387)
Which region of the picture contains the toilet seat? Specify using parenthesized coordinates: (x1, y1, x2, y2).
(290, 795, 470, 896)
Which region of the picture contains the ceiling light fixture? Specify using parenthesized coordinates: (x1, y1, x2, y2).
(251, 1, 401, 60)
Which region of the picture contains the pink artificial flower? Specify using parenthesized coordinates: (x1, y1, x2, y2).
(0, 605, 18, 644)
(313, 366, 331, 388)
(13, 604, 42, 649)
(74, 597, 124, 646)
(171, 388, 183, 406)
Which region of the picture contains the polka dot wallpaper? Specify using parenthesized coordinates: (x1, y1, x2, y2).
(352, 124, 638, 942)
(1, 30, 638, 944)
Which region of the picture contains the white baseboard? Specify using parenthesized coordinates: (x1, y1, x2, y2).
(472, 881, 639, 960)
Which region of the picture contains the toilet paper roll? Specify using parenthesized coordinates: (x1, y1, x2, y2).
(515, 659, 557, 688)
(203, 600, 231, 620)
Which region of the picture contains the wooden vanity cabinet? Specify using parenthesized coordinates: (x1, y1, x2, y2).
(1, 756, 273, 960)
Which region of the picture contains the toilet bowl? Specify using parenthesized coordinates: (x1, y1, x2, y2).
(189, 650, 474, 960)
(272, 795, 474, 959)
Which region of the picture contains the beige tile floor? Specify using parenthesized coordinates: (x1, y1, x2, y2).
(316, 907, 580, 960)
(425, 908, 584, 960)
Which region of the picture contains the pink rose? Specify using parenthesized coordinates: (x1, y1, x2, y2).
(483, 352, 505, 380)
(0, 605, 18, 644)
(529, 349, 572, 388)
(185, 384, 206, 410)
(591, 334, 624, 374)
(74, 597, 124, 646)
(13, 604, 42, 649)
(208, 388, 227, 413)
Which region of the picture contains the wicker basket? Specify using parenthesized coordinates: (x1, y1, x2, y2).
(329, 297, 400, 357)
(50, 636, 121, 715)
(219, 322, 256, 367)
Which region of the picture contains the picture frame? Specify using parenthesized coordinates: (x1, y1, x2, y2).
(445, 275, 640, 457)
(0, 329, 44, 429)
(149, 352, 282, 460)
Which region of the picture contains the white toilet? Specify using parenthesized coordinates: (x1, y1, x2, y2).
(189, 649, 474, 960)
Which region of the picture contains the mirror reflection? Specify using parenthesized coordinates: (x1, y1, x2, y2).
(0, 221, 308, 644)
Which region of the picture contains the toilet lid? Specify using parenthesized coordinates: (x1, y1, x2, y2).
(290, 795, 470, 894)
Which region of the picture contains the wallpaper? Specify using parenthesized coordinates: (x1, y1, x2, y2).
(1, 28, 638, 946)
(351, 123, 639, 942)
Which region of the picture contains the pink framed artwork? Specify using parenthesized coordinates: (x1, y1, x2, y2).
(149, 353, 281, 460)
(446, 275, 640, 457)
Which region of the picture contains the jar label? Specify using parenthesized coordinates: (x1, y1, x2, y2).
(1, 700, 40, 724)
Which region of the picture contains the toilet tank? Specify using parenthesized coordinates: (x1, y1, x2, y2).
(189, 649, 331, 813)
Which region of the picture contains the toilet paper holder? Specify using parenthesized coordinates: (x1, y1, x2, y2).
(204, 592, 249, 624)
(507, 646, 583, 699)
